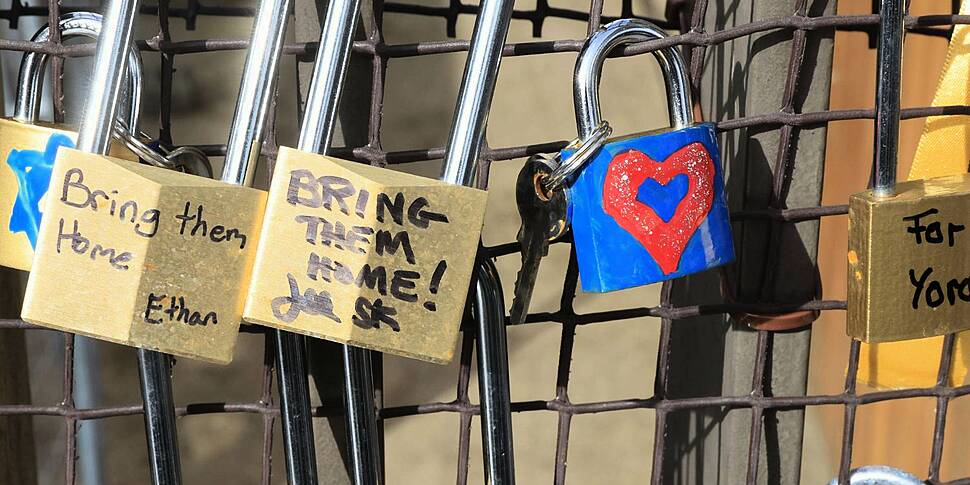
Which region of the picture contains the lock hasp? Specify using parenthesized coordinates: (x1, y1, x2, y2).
(848, 173, 970, 342)
(22, 148, 266, 364)
(243, 147, 488, 364)
(0, 119, 135, 271)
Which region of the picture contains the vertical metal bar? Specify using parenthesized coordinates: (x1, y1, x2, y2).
(440, 0, 515, 481)
(472, 258, 514, 484)
(295, 0, 381, 482)
(137, 348, 182, 485)
(75, 337, 104, 485)
(296, 0, 359, 153)
(222, 0, 290, 188)
(75, 0, 182, 483)
(342, 346, 381, 485)
(872, 0, 903, 197)
(439, 0, 514, 189)
(274, 332, 318, 485)
(220, 0, 321, 483)
(76, 0, 137, 153)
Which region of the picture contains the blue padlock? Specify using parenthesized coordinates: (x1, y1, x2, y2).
(554, 19, 734, 293)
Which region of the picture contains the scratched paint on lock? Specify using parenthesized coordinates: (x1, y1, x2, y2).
(6, 133, 75, 248)
(565, 123, 734, 292)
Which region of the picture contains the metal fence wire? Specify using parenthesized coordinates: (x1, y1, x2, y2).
(1, 0, 969, 483)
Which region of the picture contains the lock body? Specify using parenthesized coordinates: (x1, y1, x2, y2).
(243, 147, 487, 364)
(848, 173, 970, 342)
(22, 148, 266, 363)
(0, 119, 135, 271)
(564, 123, 733, 292)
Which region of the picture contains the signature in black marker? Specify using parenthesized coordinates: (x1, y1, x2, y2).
(271, 273, 341, 324)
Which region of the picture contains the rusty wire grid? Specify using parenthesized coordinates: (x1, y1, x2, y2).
(1, 0, 969, 483)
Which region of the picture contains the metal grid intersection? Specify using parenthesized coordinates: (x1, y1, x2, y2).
(0, 0, 969, 483)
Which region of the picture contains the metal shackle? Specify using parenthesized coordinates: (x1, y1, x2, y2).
(13, 11, 143, 134)
(574, 18, 693, 139)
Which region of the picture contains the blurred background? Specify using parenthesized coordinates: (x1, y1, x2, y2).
(0, 0, 969, 483)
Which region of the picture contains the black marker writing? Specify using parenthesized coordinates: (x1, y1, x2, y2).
(423, 260, 447, 311)
(306, 253, 356, 284)
(174, 201, 248, 249)
(56, 218, 132, 270)
(356, 264, 387, 294)
(903, 208, 965, 247)
(271, 273, 342, 324)
(60, 167, 159, 238)
(305, 253, 424, 305)
(407, 197, 448, 228)
(286, 170, 370, 218)
(390, 270, 419, 302)
(376, 192, 448, 228)
(352, 296, 399, 332)
(294, 214, 373, 253)
(374, 230, 415, 264)
(909, 266, 970, 309)
(376, 193, 404, 225)
(144, 293, 218, 326)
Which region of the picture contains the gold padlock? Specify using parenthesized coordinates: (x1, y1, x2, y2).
(243, 150, 486, 364)
(21, 25, 267, 365)
(22, 150, 266, 363)
(232, 4, 487, 364)
(848, 174, 970, 342)
(0, 12, 140, 271)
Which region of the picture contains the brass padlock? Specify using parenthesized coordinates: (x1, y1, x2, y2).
(0, 12, 141, 271)
(243, 151, 487, 364)
(848, 172, 970, 341)
(21, 29, 266, 365)
(237, 5, 487, 364)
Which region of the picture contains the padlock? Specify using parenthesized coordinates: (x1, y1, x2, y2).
(847, 0, 970, 344)
(0, 12, 141, 271)
(848, 148, 970, 342)
(242, 153, 487, 364)
(551, 18, 733, 293)
(21, 17, 266, 364)
(242, 31, 487, 364)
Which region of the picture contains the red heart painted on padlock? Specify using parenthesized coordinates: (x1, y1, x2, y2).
(602, 142, 715, 275)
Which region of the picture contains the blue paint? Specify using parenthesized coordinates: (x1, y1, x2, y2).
(7, 133, 75, 248)
(562, 124, 734, 293)
(636, 173, 688, 223)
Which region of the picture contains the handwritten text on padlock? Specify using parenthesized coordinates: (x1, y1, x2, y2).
(847, 173, 970, 342)
(270, 169, 451, 331)
(243, 149, 487, 363)
(52, 165, 251, 328)
(22, 149, 266, 363)
(56, 167, 248, 269)
(903, 208, 970, 309)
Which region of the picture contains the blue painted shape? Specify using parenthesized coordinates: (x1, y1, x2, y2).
(7, 133, 75, 248)
(562, 123, 734, 293)
(636, 173, 688, 223)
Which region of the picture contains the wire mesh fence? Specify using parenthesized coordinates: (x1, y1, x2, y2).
(0, 0, 969, 483)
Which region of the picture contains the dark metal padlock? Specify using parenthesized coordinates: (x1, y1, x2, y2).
(557, 19, 734, 293)
(0, 12, 142, 271)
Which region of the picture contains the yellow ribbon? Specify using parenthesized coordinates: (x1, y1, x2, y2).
(857, 0, 970, 389)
